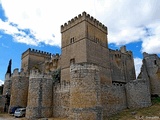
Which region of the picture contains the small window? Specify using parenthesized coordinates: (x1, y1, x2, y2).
(154, 60, 157, 65)
(70, 58, 75, 65)
(70, 37, 75, 44)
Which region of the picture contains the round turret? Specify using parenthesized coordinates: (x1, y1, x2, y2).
(26, 70, 53, 119)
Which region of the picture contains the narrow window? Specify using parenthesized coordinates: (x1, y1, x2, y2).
(154, 60, 157, 65)
(70, 37, 75, 44)
(70, 58, 75, 65)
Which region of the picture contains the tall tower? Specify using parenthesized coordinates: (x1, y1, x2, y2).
(61, 12, 112, 84)
(21, 48, 51, 73)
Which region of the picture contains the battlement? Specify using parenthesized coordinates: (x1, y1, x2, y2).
(22, 48, 52, 59)
(29, 69, 52, 79)
(53, 81, 70, 92)
(12, 68, 27, 77)
(110, 46, 133, 58)
(61, 11, 107, 34)
(5, 73, 11, 80)
(70, 63, 99, 72)
(51, 53, 60, 59)
(143, 52, 158, 59)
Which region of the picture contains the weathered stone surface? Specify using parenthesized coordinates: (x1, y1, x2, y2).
(70, 63, 102, 120)
(3, 73, 12, 95)
(0, 95, 6, 112)
(101, 84, 127, 117)
(26, 71, 53, 119)
(53, 81, 70, 118)
(1, 12, 154, 120)
(9, 69, 29, 109)
(139, 52, 160, 96)
(126, 80, 151, 108)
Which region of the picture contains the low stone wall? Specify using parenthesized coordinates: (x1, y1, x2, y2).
(126, 79, 151, 108)
(101, 83, 127, 117)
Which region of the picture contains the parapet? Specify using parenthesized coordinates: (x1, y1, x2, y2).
(143, 52, 157, 59)
(70, 63, 99, 79)
(5, 73, 11, 80)
(12, 68, 27, 77)
(70, 62, 99, 72)
(61, 11, 107, 34)
(29, 69, 52, 79)
(22, 48, 52, 59)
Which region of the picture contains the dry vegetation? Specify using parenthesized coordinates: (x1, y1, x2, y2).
(106, 97, 160, 120)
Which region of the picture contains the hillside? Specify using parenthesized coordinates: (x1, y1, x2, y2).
(106, 97, 160, 120)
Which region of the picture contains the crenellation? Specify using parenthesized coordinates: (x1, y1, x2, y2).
(29, 70, 52, 79)
(12, 68, 19, 76)
(61, 11, 107, 34)
(5, 73, 11, 80)
(2, 12, 156, 119)
(22, 48, 52, 61)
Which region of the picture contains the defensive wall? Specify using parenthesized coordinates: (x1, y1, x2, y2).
(0, 95, 6, 112)
(142, 52, 160, 96)
(9, 68, 29, 109)
(53, 81, 70, 118)
(70, 63, 102, 120)
(26, 70, 53, 119)
(126, 79, 151, 108)
(3, 73, 12, 95)
(21, 48, 52, 73)
(109, 46, 136, 83)
(101, 83, 127, 117)
(1, 12, 155, 120)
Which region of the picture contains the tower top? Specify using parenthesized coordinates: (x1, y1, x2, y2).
(22, 48, 52, 59)
(61, 11, 107, 34)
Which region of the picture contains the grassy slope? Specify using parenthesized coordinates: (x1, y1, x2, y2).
(106, 97, 160, 120)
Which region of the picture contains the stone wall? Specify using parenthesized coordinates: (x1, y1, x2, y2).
(21, 48, 51, 73)
(69, 63, 102, 120)
(61, 12, 110, 84)
(101, 83, 127, 117)
(10, 69, 29, 108)
(3, 73, 12, 95)
(126, 79, 151, 108)
(0, 85, 3, 95)
(0, 95, 5, 112)
(142, 52, 160, 96)
(109, 46, 136, 83)
(53, 81, 70, 118)
(26, 70, 53, 119)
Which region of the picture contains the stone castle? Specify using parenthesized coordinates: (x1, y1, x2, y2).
(0, 12, 160, 119)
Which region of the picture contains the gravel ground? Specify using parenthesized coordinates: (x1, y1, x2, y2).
(0, 113, 26, 120)
(0, 113, 68, 120)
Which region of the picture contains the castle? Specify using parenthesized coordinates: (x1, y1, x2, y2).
(0, 12, 160, 120)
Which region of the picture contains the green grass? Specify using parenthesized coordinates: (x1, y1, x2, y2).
(105, 97, 160, 120)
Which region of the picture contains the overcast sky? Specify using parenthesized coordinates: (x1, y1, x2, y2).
(0, 0, 160, 85)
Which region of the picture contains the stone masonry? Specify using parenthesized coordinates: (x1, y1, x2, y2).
(70, 63, 102, 120)
(26, 70, 53, 119)
(9, 69, 29, 109)
(1, 12, 157, 120)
